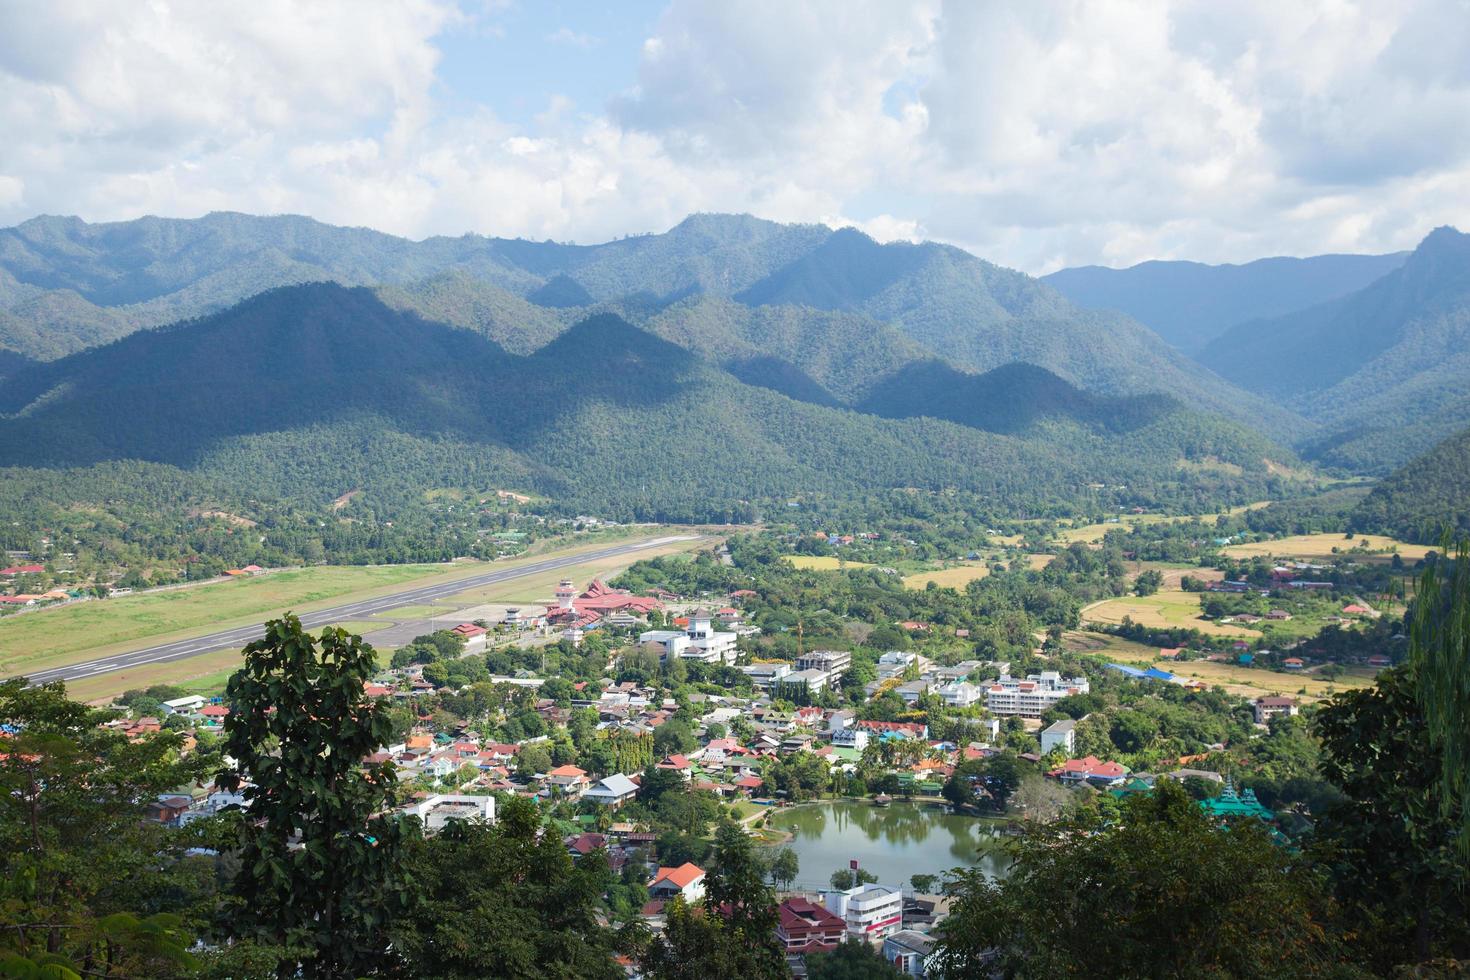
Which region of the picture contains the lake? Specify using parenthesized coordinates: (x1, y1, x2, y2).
(764, 799, 1009, 891)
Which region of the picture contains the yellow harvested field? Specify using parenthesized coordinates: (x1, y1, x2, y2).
(1157, 566, 1223, 589)
(1221, 533, 1434, 562)
(1082, 591, 1259, 638)
(903, 563, 991, 590)
(990, 534, 1026, 547)
(1026, 554, 1054, 570)
(1056, 503, 1273, 545)
(1163, 660, 1374, 701)
(1063, 630, 1374, 701)
(783, 555, 875, 571)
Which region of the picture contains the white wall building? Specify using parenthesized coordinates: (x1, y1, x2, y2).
(1040, 718, 1077, 755)
(403, 794, 496, 832)
(640, 609, 737, 665)
(985, 671, 1090, 718)
(824, 883, 904, 943)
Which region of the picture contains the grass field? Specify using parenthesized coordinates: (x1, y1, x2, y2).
(0, 534, 710, 697)
(903, 562, 991, 590)
(1056, 502, 1272, 545)
(1082, 591, 1259, 638)
(1221, 533, 1434, 562)
(784, 555, 875, 571)
(0, 565, 462, 675)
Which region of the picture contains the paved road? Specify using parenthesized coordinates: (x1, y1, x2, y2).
(16, 535, 700, 686)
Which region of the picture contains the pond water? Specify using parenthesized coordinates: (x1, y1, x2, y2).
(763, 799, 1009, 891)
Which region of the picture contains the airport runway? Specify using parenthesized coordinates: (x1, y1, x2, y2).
(15, 535, 699, 686)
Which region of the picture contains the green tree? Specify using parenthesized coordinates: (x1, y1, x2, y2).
(1407, 538, 1470, 857)
(1315, 664, 1469, 969)
(829, 867, 878, 890)
(0, 679, 211, 974)
(805, 938, 905, 979)
(768, 847, 800, 890)
(389, 797, 620, 978)
(932, 781, 1336, 978)
(217, 616, 412, 978)
(1134, 568, 1163, 596)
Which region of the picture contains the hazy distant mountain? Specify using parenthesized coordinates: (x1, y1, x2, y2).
(1045, 252, 1407, 352)
(1201, 226, 1470, 471)
(0, 211, 1301, 444)
(0, 283, 1293, 520)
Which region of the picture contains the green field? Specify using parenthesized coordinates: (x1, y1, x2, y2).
(0, 565, 463, 675)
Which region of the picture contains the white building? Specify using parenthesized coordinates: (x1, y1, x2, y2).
(824, 883, 904, 942)
(739, 661, 793, 691)
(1040, 718, 1076, 755)
(160, 695, 207, 715)
(831, 727, 871, 752)
(639, 609, 737, 665)
(403, 794, 496, 832)
(985, 671, 1090, 718)
(583, 773, 639, 807)
(936, 680, 983, 708)
(778, 668, 829, 694)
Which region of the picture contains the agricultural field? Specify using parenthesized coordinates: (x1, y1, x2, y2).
(783, 555, 876, 571)
(1081, 591, 1259, 638)
(1221, 533, 1434, 563)
(1055, 502, 1272, 545)
(903, 562, 991, 590)
(1064, 629, 1376, 701)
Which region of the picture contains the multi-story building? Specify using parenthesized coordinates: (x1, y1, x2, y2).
(638, 609, 737, 665)
(776, 898, 847, 958)
(796, 649, 851, 684)
(1040, 718, 1076, 755)
(1252, 696, 1299, 725)
(985, 671, 1090, 717)
(824, 883, 904, 943)
(739, 661, 793, 691)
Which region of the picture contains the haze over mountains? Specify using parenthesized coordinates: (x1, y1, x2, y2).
(1, 211, 1468, 522)
(1044, 251, 1409, 353)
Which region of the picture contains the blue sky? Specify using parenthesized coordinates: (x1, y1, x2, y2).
(1, 1, 1468, 272)
(434, 3, 664, 129)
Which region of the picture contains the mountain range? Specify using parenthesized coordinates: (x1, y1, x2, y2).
(3, 210, 1469, 523)
(0, 283, 1289, 521)
(1044, 251, 1407, 353)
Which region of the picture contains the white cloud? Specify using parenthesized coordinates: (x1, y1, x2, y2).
(1, 0, 1469, 270)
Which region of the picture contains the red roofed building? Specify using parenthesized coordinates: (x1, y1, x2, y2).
(450, 622, 489, 650)
(1342, 604, 1371, 616)
(0, 564, 44, 576)
(1052, 756, 1128, 787)
(550, 578, 662, 621)
(854, 720, 929, 740)
(776, 898, 846, 955)
(649, 862, 706, 902)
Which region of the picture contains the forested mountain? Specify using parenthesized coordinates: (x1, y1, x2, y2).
(1200, 226, 1470, 471)
(1353, 424, 1470, 542)
(0, 211, 1301, 442)
(0, 283, 1296, 522)
(1045, 251, 1407, 352)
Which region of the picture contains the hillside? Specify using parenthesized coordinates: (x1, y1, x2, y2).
(0, 283, 1296, 521)
(1201, 226, 1470, 471)
(1353, 425, 1470, 542)
(1045, 252, 1407, 352)
(0, 212, 1304, 445)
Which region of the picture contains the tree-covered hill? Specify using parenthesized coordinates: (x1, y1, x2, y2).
(1044, 251, 1407, 353)
(1199, 226, 1470, 471)
(0, 211, 1304, 445)
(0, 283, 1300, 522)
(1353, 425, 1470, 542)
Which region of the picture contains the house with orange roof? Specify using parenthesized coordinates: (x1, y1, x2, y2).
(648, 862, 706, 902)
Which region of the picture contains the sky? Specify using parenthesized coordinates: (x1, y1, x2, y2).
(2, 0, 1469, 273)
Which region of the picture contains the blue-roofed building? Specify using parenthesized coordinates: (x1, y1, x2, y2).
(1106, 663, 1148, 679)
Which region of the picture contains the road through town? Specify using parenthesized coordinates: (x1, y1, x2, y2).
(16, 535, 700, 686)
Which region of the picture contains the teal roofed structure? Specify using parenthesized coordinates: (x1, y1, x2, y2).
(1199, 778, 1274, 821)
